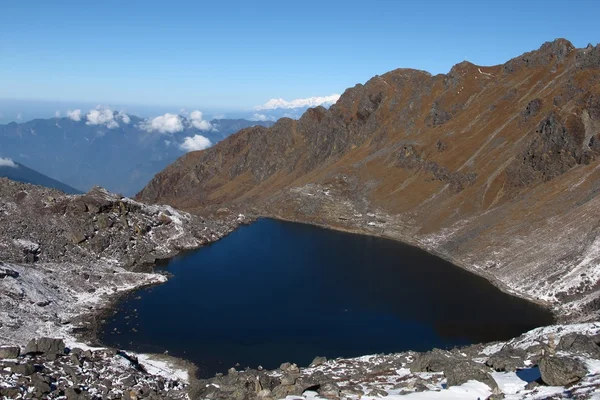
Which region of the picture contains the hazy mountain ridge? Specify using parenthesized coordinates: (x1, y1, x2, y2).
(138, 39, 600, 320)
(0, 115, 274, 195)
(0, 161, 82, 194)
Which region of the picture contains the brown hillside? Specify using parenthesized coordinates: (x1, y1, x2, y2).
(138, 39, 600, 320)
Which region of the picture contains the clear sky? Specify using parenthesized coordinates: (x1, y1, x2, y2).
(1, 0, 599, 111)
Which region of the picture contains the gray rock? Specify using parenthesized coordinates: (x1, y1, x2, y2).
(525, 380, 540, 390)
(0, 387, 21, 398)
(279, 362, 292, 371)
(557, 334, 600, 358)
(539, 355, 587, 386)
(0, 346, 20, 359)
(309, 356, 327, 368)
(25, 337, 65, 359)
(0, 266, 19, 279)
(318, 381, 340, 397)
(280, 373, 298, 386)
(31, 373, 51, 395)
(486, 347, 528, 372)
(368, 387, 389, 397)
(444, 361, 498, 390)
(10, 363, 35, 376)
(410, 349, 461, 372)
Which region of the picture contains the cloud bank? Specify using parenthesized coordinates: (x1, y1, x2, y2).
(140, 113, 183, 134)
(86, 108, 119, 129)
(82, 107, 130, 129)
(140, 110, 215, 134)
(0, 157, 17, 168)
(255, 94, 341, 110)
(189, 110, 214, 131)
(67, 109, 82, 121)
(118, 111, 130, 124)
(180, 135, 212, 152)
(250, 113, 276, 122)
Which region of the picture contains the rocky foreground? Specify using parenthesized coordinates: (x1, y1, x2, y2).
(190, 323, 600, 400)
(2, 324, 600, 399)
(0, 178, 245, 398)
(0, 338, 189, 399)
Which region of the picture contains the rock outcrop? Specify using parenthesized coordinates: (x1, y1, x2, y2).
(0, 179, 241, 271)
(137, 39, 600, 321)
(0, 178, 245, 346)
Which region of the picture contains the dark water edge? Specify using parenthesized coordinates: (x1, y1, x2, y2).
(100, 218, 554, 378)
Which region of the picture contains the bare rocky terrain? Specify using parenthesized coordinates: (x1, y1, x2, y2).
(0, 178, 244, 398)
(191, 323, 600, 400)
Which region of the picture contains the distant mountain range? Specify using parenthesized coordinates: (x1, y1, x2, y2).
(0, 115, 273, 195)
(0, 160, 82, 194)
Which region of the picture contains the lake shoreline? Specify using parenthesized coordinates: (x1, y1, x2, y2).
(97, 217, 555, 379)
(263, 214, 558, 317)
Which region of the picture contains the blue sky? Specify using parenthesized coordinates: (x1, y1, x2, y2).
(1, 0, 599, 114)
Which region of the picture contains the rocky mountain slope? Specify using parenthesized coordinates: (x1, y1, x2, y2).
(138, 39, 600, 321)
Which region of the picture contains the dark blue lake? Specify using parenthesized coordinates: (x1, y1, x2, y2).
(100, 218, 553, 378)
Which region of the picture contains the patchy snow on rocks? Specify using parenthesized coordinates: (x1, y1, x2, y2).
(192, 322, 600, 400)
(0, 260, 166, 347)
(0, 179, 246, 397)
(0, 338, 190, 399)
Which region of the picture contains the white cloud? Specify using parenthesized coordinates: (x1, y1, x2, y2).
(16, 113, 22, 121)
(55, 111, 61, 118)
(180, 135, 212, 152)
(189, 110, 215, 131)
(118, 111, 130, 124)
(212, 114, 225, 120)
(0, 157, 17, 168)
(255, 93, 341, 110)
(140, 113, 184, 134)
(250, 113, 276, 122)
(86, 108, 119, 129)
(67, 109, 82, 121)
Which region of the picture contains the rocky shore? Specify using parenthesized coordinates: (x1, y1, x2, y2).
(0, 179, 245, 398)
(191, 323, 600, 400)
(0, 338, 189, 399)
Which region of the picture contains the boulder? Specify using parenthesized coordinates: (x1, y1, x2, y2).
(31, 373, 52, 395)
(410, 349, 461, 372)
(557, 334, 600, 358)
(0, 266, 19, 279)
(309, 356, 327, 368)
(68, 230, 87, 244)
(279, 362, 299, 373)
(319, 381, 340, 397)
(25, 337, 65, 360)
(444, 361, 498, 390)
(10, 362, 36, 376)
(486, 347, 528, 372)
(0, 346, 20, 359)
(539, 355, 587, 386)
